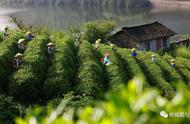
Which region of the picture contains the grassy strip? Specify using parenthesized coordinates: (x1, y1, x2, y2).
(136, 52, 175, 99)
(0, 31, 23, 92)
(163, 54, 190, 89)
(98, 45, 126, 92)
(116, 48, 147, 84)
(76, 41, 104, 98)
(43, 33, 77, 99)
(9, 35, 49, 102)
(146, 52, 183, 87)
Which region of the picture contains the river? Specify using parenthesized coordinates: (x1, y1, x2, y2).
(0, 1, 189, 34)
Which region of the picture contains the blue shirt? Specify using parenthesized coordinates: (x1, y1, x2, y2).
(27, 34, 34, 41)
(131, 52, 137, 57)
(48, 47, 55, 54)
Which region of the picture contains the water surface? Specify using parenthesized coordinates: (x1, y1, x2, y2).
(0, 4, 190, 34)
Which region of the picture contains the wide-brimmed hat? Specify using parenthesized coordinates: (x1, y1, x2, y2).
(14, 53, 23, 58)
(95, 39, 101, 44)
(110, 44, 115, 47)
(132, 48, 136, 51)
(152, 54, 156, 57)
(171, 59, 175, 62)
(18, 39, 25, 44)
(47, 42, 54, 46)
(4, 26, 9, 29)
(26, 31, 32, 35)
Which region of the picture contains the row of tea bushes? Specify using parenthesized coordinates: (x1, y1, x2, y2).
(43, 33, 77, 99)
(9, 36, 50, 102)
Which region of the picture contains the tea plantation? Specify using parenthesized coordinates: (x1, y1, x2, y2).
(1, 29, 190, 124)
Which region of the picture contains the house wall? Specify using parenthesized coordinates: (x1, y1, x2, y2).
(112, 34, 172, 51)
(112, 34, 138, 48)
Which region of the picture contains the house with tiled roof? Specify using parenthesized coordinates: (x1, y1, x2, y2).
(111, 21, 176, 51)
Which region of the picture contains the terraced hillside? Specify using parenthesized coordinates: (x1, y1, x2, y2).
(0, 30, 190, 106)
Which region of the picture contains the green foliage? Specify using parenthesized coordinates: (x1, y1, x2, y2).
(116, 48, 147, 84)
(0, 95, 19, 124)
(15, 77, 190, 124)
(76, 41, 104, 99)
(98, 45, 126, 92)
(0, 31, 24, 91)
(43, 32, 77, 99)
(163, 54, 190, 89)
(9, 36, 49, 102)
(136, 51, 175, 99)
(174, 46, 190, 59)
(83, 20, 117, 43)
(146, 52, 183, 87)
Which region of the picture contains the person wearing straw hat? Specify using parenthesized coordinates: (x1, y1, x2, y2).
(102, 52, 112, 66)
(151, 54, 156, 62)
(131, 48, 138, 57)
(18, 39, 26, 51)
(3, 26, 9, 37)
(47, 42, 56, 55)
(110, 43, 116, 51)
(95, 39, 101, 50)
(13, 53, 23, 69)
(26, 31, 34, 41)
(171, 59, 176, 68)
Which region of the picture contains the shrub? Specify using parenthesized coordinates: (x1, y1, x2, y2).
(136, 52, 175, 99)
(98, 45, 126, 92)
(0, 95, 19, 124)
(0, 31, 24, 91)
(83, 20, 117, 43)
(146, 52, 183, 87)
(174, 46, 190, 59)
(76, 41, 104, 98)
(15, 77, 190, 124)
(116, 48, 147, 85)
(163, 54, 190, 89)
(43, 33, 77, 99)
(9, 36, 49, 102)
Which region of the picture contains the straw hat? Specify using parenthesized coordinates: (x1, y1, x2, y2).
(171, 59, 175, 62)
(14, 53, 23, 58)
(4, 26, 9, 29)
(110, 44, 115, 47)
(152, 54, 155, 57)
(132, 48, 136, 51)
(18, 39, 25, 44)
(26, 31, 32, 35)
(95, 39, 101, 44)
(47, 42, 54, 46)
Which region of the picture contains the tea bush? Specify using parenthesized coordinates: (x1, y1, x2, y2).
(98, 45, 126, 92)
(43, 33, 77, 99)
(76, 41, 104, 98)
(9, 36, 49, 102)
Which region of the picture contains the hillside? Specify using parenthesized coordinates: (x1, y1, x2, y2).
(0, 29, 189, 101)
(0, 22, 190, 123)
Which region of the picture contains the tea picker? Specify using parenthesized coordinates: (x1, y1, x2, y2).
(151, 54, 156, 62)
(102, 52, 112, 66)
(26, 31, 34, 41)
(18, 39, 26, 51)
(3, 26, 9, 37)
(131, 48, 138, 57)
(171, 59, 176, 68)
(13, 53, 23, 69)
(47, 42, 56, 55)
(95, 39, 101, 50)
(110, 43, 116, 51)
